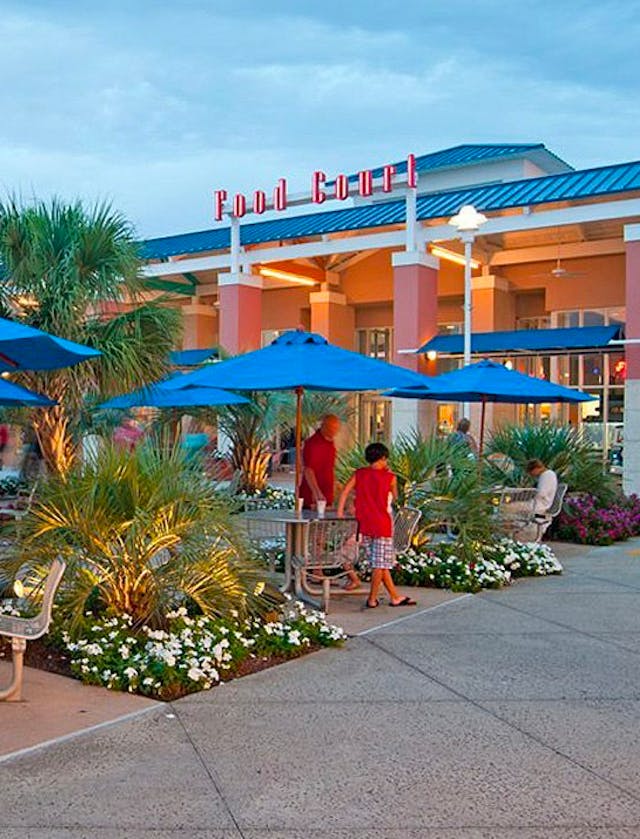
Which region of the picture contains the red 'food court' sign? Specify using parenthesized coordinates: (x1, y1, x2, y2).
(214, 154, 417, 222)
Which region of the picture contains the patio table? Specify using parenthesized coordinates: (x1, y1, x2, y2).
(238, 509, 357, 599)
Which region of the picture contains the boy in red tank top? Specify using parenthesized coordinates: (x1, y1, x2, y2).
(338, 443, 416, 609)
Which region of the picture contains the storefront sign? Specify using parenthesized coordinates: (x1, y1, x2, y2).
(214, 153, 417, 221)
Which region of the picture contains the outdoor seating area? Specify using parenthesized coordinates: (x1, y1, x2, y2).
(0, 313, 613, 705)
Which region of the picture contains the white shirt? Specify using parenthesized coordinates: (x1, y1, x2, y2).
(535, 469, 558, 515)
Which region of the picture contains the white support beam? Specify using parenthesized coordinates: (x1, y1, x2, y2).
(418, 198, 640, 244)
(490, 237, 625, 266)
(142, 198, 640, 280)
(142, 229, 406, 278)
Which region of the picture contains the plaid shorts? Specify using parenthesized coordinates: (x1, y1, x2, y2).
(361, 535, 396, 570)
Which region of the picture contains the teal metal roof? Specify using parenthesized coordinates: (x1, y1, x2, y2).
(141, 159, 640, 261)
(335, 143, 571, 184)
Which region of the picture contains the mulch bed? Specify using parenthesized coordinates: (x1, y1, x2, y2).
(0, 636, 322, 701)
(0, 635, 73, 678)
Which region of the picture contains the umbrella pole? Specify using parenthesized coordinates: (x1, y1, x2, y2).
(295, 386, 303, 497)
(479, 397, 487, 460)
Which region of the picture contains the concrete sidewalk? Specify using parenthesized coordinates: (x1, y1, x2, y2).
(1, 540, 640, 837)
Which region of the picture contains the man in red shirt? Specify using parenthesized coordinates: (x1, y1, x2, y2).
(299, 414, 340, 510)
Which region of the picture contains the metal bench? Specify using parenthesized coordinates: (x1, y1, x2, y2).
(0, 558, 66, 701)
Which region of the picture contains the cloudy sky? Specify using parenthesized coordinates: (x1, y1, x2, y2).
(1, 0, 638, 239)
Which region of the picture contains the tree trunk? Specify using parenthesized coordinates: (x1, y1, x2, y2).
(32, 404, 77, 476)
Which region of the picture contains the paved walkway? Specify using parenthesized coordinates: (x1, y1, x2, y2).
(1, 541, 640, 838)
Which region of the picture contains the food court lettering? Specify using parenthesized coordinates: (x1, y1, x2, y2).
(214, 153, 417, 221)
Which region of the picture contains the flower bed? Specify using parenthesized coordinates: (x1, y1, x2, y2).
(556, 493, 640, 545)
(393, 539, 562, 593)
(233, 486, 295, 510)
(58, 601, 345, 700)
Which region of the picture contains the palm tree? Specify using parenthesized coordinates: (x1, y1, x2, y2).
(0, 198, 181, 473)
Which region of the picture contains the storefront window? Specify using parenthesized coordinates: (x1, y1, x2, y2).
(610, 353, 627, 385)
(583, 353, 604, 387)
(557, 311, 580, 328)
(608, 388, 625, 423)
(356, 328, 393, 443)
(583, 310, 606, 327)
(358, 398, 390, 443)
(358, 328, 392, 361)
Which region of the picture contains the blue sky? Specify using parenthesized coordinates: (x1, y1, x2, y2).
(1, 1, 639, 238)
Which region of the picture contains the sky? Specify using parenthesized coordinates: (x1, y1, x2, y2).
(1, 0, 639, 240)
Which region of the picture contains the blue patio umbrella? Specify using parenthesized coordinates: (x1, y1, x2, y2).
(387, 359, 595, 455)
(0, 377, 56, 407)
(100, 378, 250, 410)
(0, 317, 101, 372)
(164, 330, 433, 490)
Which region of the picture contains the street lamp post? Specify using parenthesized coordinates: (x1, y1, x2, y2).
(449, 204, 488, 417)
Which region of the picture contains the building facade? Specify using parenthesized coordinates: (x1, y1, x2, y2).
(140, 144, 640, 493)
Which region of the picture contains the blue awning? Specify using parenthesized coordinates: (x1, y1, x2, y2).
(170, 348, 218, 366)
(418, 325, 624, 356)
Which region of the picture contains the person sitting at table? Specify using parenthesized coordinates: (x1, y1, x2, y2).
(528, 458, 558, 529)
(298, 414, 340, 510)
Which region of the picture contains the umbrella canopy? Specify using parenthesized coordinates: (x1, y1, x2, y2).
(165, 330, 433, 490)
(0, 317, 101, 372)
(0, 377, 55, 407)
(387, 359, 595, 456)
(165, 330, 433, 392)
(388, 360, 595, 404)
(100, 379, 249, 410)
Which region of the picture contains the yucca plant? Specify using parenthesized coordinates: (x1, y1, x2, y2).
(216, 390, 353, 495)
(338, 430, 493, 551)
(0, 197, 181, 474)
(2, 441, 273, 636)
(486, 423, 617, 503)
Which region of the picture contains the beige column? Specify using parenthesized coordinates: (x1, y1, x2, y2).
(391, 252, 439, 438)
(471, 275, 516, 432)
(218, 272, 263, 354)
(309, 290, 355, 349)
(182, 301, 217, 350)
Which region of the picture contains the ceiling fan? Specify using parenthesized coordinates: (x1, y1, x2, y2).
(531, 236, 587, 280)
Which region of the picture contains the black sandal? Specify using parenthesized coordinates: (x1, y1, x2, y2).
(365, 599, 380, 609)
(390, 596, 417, 607)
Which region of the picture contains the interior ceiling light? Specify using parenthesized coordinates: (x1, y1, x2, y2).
(429, 245, 480, 270)
(258, 267, 318, 287)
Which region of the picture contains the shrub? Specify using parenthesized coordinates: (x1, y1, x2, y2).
(486, 423, 616, 503)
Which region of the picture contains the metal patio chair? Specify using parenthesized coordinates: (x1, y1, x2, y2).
(493, 487, 538, 537)
(393, 506, 422, 554)
(0, 558, 66, 701)
(293, 517, 359, 612)
(534, 482, 568, 542)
